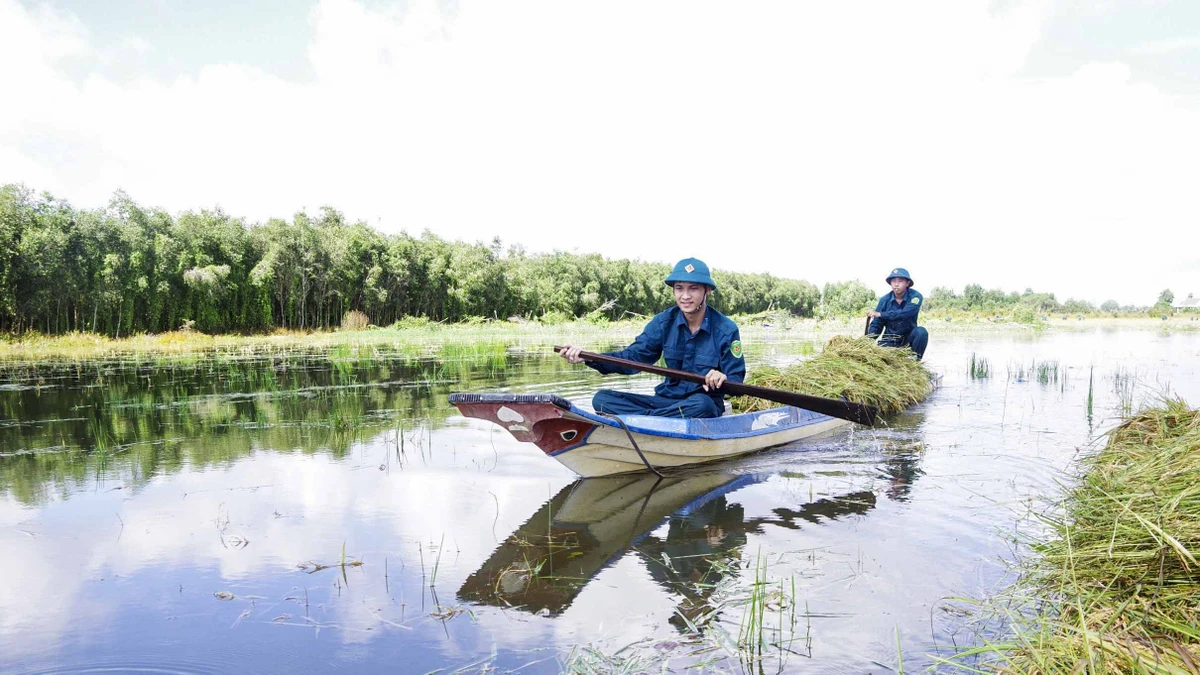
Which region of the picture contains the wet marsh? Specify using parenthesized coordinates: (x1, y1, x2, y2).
(2, 326, 1199, 673)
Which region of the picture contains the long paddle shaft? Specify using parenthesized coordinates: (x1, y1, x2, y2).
(554, 346, 880, 426)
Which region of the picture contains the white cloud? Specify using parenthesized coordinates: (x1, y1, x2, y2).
(1130, 35, 1200, 55)
(0, 0, 1197, 305)
(120, 35, 153, 56)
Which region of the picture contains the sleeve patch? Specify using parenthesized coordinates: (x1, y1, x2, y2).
(912, 297, 921, 305)
(730, 340, 743, 358)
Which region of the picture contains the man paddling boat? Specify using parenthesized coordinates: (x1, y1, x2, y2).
(866, 267, 929, 360)
(558, 257, 745, 418)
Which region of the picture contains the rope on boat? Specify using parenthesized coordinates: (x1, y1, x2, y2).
(597, 412, 664, 478)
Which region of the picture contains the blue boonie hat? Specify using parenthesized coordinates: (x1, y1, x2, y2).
(665, 257, 717, 289)
(886, 267, 913, 285)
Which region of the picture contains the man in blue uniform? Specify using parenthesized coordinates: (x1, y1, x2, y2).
(558, 258, 745, 418)
(867, 267, 929, 360)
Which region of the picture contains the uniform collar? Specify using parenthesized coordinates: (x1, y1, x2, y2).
(672, 306, 711, 335)
(891, 289, 913, 306)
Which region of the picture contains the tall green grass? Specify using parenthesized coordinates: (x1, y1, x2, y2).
(1034, 360, 1059, 385)
(969, 353, 991, 380)
(1087, 366, 1094, 420)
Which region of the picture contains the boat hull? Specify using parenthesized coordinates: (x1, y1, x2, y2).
(448, 393, 850, 477)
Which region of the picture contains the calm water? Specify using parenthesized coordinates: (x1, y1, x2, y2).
(2, 328, 1199, 673)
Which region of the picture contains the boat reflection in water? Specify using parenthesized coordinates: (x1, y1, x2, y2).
(457, 464, 902, 620)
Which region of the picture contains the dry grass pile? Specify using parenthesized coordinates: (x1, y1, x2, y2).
(731, 336, 932, 415)
(959, 399, 1200, 673)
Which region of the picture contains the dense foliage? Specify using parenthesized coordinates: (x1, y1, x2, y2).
(0, 185, 827, 334)
(923, 284, 1151, 318)
(2, 184, 1172, 336)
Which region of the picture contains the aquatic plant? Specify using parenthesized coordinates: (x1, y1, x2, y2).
(954, 399, 1200, 672)
(1009, 361, 1031, 382)
(298, 541, 364, 573)
(1087, 366, 1094, 419)
(1112, 366, 1137, 416)
(738, 550, 771, 659)
(732, 336, 933, 415)
(1035, 360, 1059, 385)
(969, 353, 991, 380)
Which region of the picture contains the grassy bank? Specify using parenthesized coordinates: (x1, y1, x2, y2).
(2, 315, 1195, 363)
(957, 399, 1200, 673)
(0, 322, 641, 363)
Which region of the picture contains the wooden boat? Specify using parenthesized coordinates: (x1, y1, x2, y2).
(447, 392, 851, 477)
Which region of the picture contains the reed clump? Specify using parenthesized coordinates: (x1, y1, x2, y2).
(340, 310, 370, 331)
(969, 352, 991, 380)
(970, 399, 1200, 672)
(731, 336, 932, 415)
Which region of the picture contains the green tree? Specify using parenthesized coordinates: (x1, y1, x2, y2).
(821, 280, 875, 317)
(1062, 298, 1094, 314)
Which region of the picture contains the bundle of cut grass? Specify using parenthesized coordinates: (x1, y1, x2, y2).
(967, 399, 1200, 673)
(730, 336, 932, 415)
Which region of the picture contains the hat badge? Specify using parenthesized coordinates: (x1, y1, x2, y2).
(685, 264, 695, 273)
(892, 269, 899, 274)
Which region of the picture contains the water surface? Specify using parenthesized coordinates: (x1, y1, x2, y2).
(2, 328, 1198, 673)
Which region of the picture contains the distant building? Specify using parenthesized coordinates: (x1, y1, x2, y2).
(1173, 293, 1200, 311)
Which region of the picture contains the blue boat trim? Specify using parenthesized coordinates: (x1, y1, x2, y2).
(563, 403, 832, 440)
(548, 405, 834, 456)
(675, 473, 762, 517)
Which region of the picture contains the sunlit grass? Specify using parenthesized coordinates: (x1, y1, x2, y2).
(952, 399, 1200, 673)
(6, 315, 1189, 363)
(733, 336, 933, 415)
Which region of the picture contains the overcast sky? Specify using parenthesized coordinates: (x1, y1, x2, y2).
(1, 0, 1197, 306)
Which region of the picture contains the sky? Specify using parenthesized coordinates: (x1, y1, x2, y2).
(0, 0, 1197, 307)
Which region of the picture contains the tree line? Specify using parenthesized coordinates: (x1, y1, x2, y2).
(2, 185, 833, 335)
(925, 285, 1164, 318)
(1, 185, 1156, 336)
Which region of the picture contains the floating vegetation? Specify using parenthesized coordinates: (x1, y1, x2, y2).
(969, 353, 991, 380)
(958, 400, 1200, 672)
(297, 542, 364, 573)
(732, 336, 932, 415)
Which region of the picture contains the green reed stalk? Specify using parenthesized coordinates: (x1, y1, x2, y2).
(1086, 366, 1094, 419)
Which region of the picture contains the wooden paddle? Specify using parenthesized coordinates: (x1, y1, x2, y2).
(553, 346, 881, 426)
